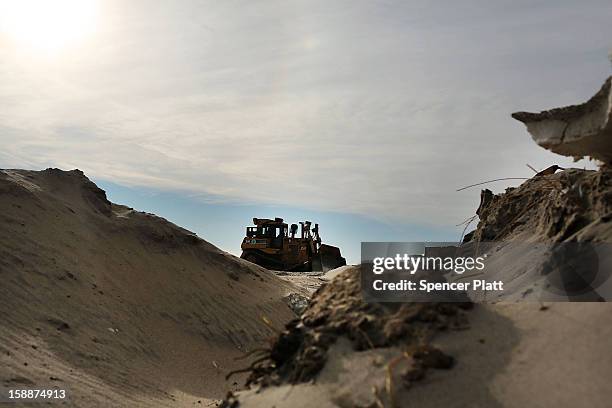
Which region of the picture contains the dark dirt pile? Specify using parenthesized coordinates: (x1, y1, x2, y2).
(228, 266, 472, 390)
(469, 167, 612, 243)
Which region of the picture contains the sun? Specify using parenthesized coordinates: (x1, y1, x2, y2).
(0, 0, 99, 53)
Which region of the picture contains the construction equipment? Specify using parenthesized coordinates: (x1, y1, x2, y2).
(240, 217, 346, 272)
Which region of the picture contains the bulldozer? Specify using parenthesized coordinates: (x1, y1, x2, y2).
(240, 217, 346, 272)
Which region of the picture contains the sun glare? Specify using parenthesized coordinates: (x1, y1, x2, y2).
(0, 0, 99, 53)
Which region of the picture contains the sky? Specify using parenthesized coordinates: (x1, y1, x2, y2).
(0, 0, 611, 263)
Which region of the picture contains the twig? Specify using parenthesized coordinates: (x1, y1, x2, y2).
(455, 215, 477, 227)
(385, 352, 412, 408)
(260, 315, 278, 331)
(225, 356, 271, 380)
(371, 386, 385, 408)
(458, 215, 478, 243)
(356, 327, 375, 350)
(456, 178, 529, 192)
(526, 163, 539, 174)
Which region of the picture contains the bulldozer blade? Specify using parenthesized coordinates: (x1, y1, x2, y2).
(311, 256, 323, 272)
(318, 244, 346, 272)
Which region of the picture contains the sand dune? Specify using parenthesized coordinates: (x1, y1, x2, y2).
(226, 166, 612, 407)
(0, 168, 301, 407)
(3, 166, 612, 408)
(232, 271, 612, 408)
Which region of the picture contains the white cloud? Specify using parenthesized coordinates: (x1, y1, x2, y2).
(0, 0, 609, 226)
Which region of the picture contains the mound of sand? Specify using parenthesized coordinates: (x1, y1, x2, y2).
(320, 264, 354, 281)
(0, 168, 302, 407)
(225, 266, 470, 407)
(452, 167, 612, 302)
(224, 166, 612, 407)
(470, 167, 612, 243)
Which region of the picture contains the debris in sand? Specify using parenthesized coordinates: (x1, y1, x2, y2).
(382, 344, 454, 406)
(274, 270, 324, 293)
(219, 391, 239, 408)
(534, 165, 564, 177)
(260, 315, 276, 330)
(284, 293, 309, 316)
(467, 168, 612, 242)
(412, 344, 454, 370)
(233, 266, 471, 389)
(47, 318, 70, 331)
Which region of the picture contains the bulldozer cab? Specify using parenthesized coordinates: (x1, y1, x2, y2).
(245, 218, 287, 249)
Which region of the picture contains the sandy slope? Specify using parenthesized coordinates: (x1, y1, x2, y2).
(234, 270, 612, 408)
(0, 168, 300, 407)
(227, 167, 612, 407)
(407, 302, 612, 408)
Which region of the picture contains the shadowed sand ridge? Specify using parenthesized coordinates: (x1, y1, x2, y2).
(0, 168, 300, 407)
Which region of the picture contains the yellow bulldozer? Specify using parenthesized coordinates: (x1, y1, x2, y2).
(240, 217, 346, 272)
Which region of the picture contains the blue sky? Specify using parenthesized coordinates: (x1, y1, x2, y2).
(1, 0, 611, 263)
(95, 179, 457, 263)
